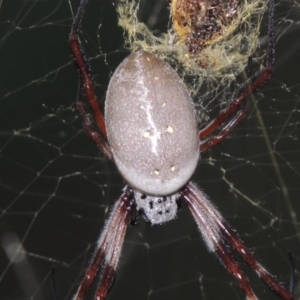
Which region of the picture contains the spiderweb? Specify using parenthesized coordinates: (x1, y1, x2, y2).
(0, 0, 300, 299)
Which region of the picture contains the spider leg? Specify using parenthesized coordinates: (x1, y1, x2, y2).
(69, 0, 112, 159)
(181, 182, 293, 300)
(73, 187, 135, 300)
(76, 76, 113, 158)
(221, 219, 293, 299)
(199, 0, 275, 152)
(181, 183, 258, 300)
(76, 101, 112, 158)
(200, 103, 247, 152)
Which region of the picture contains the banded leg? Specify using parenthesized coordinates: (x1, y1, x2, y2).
(181, 182, 293, 300)
(73, 187, 135, 300)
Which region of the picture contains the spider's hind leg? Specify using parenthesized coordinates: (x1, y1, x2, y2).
(69, 0, 112, 159)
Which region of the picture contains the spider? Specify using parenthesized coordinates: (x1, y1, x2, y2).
(69, 0, 293, 299)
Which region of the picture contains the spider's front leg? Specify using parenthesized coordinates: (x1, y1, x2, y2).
(73, 187, 135, 300)
(181, 182, 293, 300)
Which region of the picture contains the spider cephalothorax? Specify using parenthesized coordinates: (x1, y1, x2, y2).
(134, 188, 180, 224)
(69, 0, 293, 299)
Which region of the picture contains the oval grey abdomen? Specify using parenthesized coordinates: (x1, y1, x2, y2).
(105, 51, 199, 196)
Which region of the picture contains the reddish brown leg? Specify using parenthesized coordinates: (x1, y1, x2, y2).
(73, 187, 135, 300)
(69, 0, 112, 158)
(199, 0, 275, 152)
(77, 101, 112, 159)
(200, 103, 246, 152)
(221, 221, 293, 300)
(181, 182, 293, 300)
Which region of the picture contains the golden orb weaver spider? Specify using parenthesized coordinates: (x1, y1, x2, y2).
(69, 0, 293, 299)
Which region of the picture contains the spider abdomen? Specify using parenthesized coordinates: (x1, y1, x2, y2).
(105, 51, 199, 196)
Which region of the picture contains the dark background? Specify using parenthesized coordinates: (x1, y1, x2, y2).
(0, 0, 300, 299)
